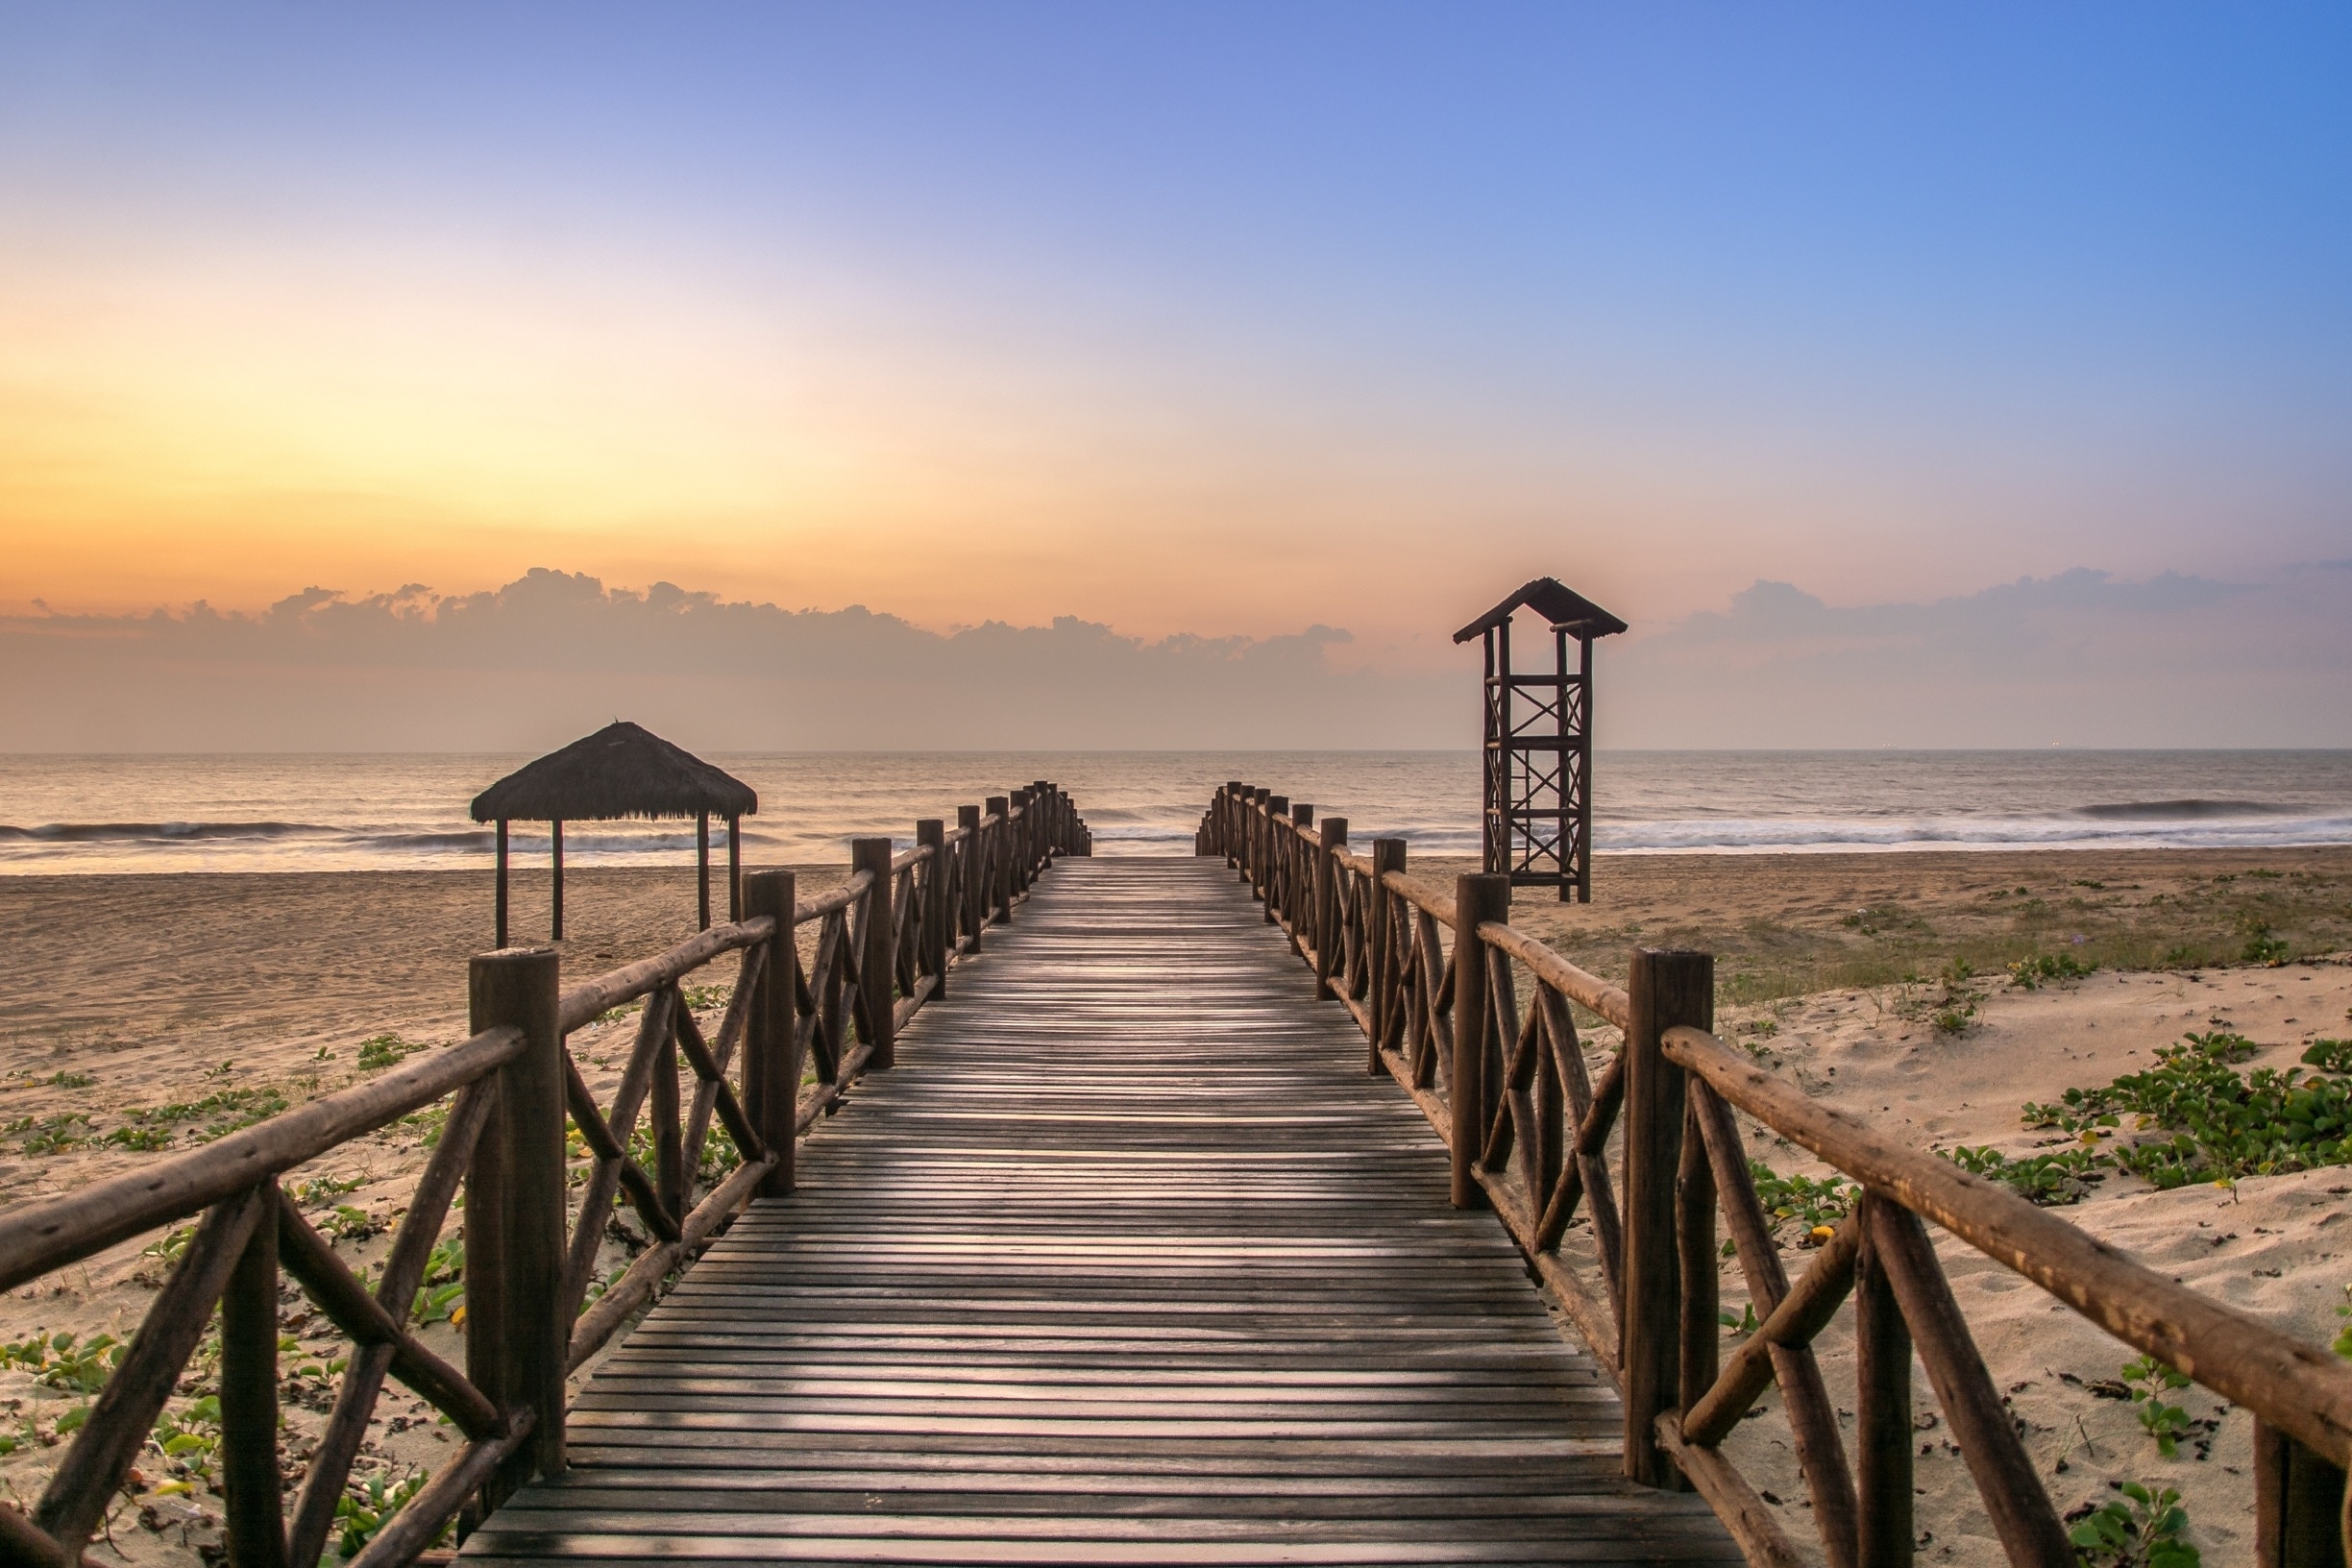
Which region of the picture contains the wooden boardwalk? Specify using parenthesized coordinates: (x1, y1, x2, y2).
(463, 859, 1738, 1566)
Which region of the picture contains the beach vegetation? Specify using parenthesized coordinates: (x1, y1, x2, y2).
(290, 1172, 365, 1205)
(151, 1396, 221, 1482)
(2334, 1285, 2351, 1360)
(0, 1330, 125, 1394)
(355, 1033, 425, 1071)
(103, 1125, 175, 1151)
(409, 1234, 466, 1326)
(2017, 1032, 2352, 1189)
(6, 1113, 93, 1154)
(2069, 1481, 2198, 1567)
(2240, 928, 2290, 966)
(398, 1098, 453, 1147)
(119, 1086, 289, 1144)
(2008, 952, 2097, 990)
(1742, 1160, 1854, 1243)
(331, 1469, 449, 1560)
(2120, 1357, 2194, 1458)
(1600, 859, 2352, 1007)
(1948, 1145, 2102, 1206)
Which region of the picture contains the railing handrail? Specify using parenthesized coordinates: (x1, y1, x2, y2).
(0, 778, 1091, 1568)
(0, 1024, 526, 1293)
(1666, 1021, 2352, 1464)
(1198, 777, 2352, 1565)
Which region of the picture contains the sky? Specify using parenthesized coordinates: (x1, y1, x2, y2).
(2, 3, 2348, 747)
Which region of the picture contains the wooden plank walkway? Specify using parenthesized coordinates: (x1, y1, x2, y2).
(463, 858, 1738, 1566)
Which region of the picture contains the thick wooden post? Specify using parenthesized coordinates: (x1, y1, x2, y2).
(958, 805, 984, 951)
(1262, 797, 1288, 922)
(550, 819, 564, 942)
(985, 796, 1010, 922)
(918, 819, 947, 998)
(1009, 790, 1031, 894)
(744, 870, 798, 1197)
(1677, 1097, 1718, 1418)
(467, 944, 567, 1506)
(1855, 1191, 1916, 1568)
(2256, 1418, 2350, 1568)
(1623, 946, 1710, 1488)
(1450, 873, 1509, 1209)
(1314, 818, 1346, 998)
(1251, 788, 1270, 894)
(727, 815, 742, 922)
(495, 819, 509, 948)
(697, 810, 711, 931)
(652, 992, 684, 1219)
(1287, 803, 1312, 945)
(220, 1180, 286, 1568)
(1368, 839, 1406, 1073)
(852, 837, 895, 1069)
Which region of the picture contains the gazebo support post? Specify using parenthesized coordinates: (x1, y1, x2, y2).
(551, 819, 565, 941)
(727, 814, 742, 923)
(697, 811, 711, 932)
(495, 819, 510, 949)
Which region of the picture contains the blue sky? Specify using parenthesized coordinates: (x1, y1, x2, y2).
(0, 3, 2346, 741)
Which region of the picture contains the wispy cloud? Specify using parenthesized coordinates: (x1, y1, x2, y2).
(4, 565, 2344, 751)
(1609, 565, 2351, 747)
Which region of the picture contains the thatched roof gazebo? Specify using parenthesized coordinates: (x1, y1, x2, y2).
(471, 721, 758, 946)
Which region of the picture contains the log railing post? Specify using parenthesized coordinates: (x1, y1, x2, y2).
(220, 1179, 286, 1568)
(1250, 788, 1270, 895)
(744, 870, 798, 1197)
(851, 837, 896, 1069)
(1450, 873, 1509, 1209)
(1677, 1097, 1718, 1421)
(1262, 796, 1287, 922)
(958, 805, 984, 951)
(985, 796, 1010, 922)
(1288, 803, 1313, 944)
(1315, 818, 1346, 999)
(918, 819, 947, 998)
(1368, 839, 1406, 1073)
(1623, 945, 1710, 1489)
(466, 943, 567, 1508)
(2256, 1418, 2350, 1568)
(1855, 1190, 1916, 1568)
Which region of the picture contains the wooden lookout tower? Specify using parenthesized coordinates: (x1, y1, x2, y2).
(471, 721, 758, 946)
(1453, 577, 1627, 902)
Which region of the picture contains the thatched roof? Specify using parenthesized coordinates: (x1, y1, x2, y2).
(1453, 577, 1628, 643)
(469, 722, 758, 823)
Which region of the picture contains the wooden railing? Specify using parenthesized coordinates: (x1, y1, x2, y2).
(0, 782, 1088, 1568)
(1200, 780, 2352, 1568)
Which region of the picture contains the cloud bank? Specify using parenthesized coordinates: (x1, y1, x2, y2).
(3, 564, 2345, 751)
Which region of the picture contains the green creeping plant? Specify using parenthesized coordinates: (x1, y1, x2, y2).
(2069, 1481, 2199, 1568)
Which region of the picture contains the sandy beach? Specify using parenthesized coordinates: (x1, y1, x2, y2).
(3, 846, 2349, 1563)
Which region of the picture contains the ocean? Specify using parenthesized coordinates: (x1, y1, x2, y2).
(1, 750, 2347, 874)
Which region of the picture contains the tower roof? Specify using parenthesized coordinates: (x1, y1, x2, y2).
(1452, 577, 1629, 643)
